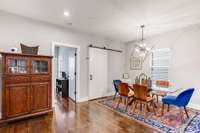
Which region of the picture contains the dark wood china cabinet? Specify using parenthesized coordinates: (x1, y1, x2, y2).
(0, 52, 53, 122)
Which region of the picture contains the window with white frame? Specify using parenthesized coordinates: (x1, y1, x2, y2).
(151, 48, 171, 84)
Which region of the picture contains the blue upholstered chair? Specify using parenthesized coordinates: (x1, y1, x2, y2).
(162, 88, 194, 118)
(113, 80, 122, 100)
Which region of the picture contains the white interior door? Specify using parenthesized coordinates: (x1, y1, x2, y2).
(68, 49, 76, 101)
(89, 47, 108, 100)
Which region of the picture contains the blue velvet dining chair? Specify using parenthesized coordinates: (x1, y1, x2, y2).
(113, 80, 122, 100)
(162, 88, 194, 118)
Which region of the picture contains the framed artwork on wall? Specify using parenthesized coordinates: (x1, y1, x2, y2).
(130, 57, 142, 70)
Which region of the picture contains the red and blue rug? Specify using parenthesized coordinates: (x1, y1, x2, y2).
(98, 97, 200, 133)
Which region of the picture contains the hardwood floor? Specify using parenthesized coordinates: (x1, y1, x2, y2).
(0, 96, 157, 133)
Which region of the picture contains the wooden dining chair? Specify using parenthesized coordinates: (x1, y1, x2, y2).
(156, 80, 169, 87)
(152, 80, 170, 103)
(133, 84, 156, 116)
(116, 83, 134, 111)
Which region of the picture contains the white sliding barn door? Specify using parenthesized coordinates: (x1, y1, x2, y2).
(89, 47, 108, 100)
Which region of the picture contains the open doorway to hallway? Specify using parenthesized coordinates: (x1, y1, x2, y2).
(54, 45, 77, 103)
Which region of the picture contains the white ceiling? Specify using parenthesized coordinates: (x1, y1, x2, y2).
(0, 0, 200, 42)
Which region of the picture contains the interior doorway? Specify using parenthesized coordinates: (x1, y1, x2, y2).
(52, 42, 80, 104)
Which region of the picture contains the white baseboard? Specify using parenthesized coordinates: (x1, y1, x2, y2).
(77, 97, 89, 103)
(104, 92, 114, 97)
(77, 92, 114, 103)
(188, 103, 200, 110)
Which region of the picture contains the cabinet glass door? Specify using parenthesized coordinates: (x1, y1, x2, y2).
(32, 60, 48, 73)
(8, 59, 28, 74)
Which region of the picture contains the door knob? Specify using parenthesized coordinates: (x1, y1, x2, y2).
(89, 74, 93, 80)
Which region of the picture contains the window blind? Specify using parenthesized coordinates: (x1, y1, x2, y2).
(151, 49, 170, 82)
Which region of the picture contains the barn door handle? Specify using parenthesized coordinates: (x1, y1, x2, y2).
(90, 74, 93, 80)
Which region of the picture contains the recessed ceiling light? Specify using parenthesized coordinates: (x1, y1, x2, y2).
(64, 11, 70, 17)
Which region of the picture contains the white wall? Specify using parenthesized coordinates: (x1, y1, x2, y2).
(59, 47, 69, 77)
(107, 40, 126, 95)
(57, 46, 70, 78)
(125, 23, 200, 109)
(0, 10, 126, 112)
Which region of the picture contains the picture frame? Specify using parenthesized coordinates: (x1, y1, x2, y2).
(130, 56, 142, 70)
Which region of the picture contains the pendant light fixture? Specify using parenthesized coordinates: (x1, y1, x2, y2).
(135, 25, 151, 57)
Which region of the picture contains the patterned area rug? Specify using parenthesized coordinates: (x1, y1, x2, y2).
(98, 97, 200, 133)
